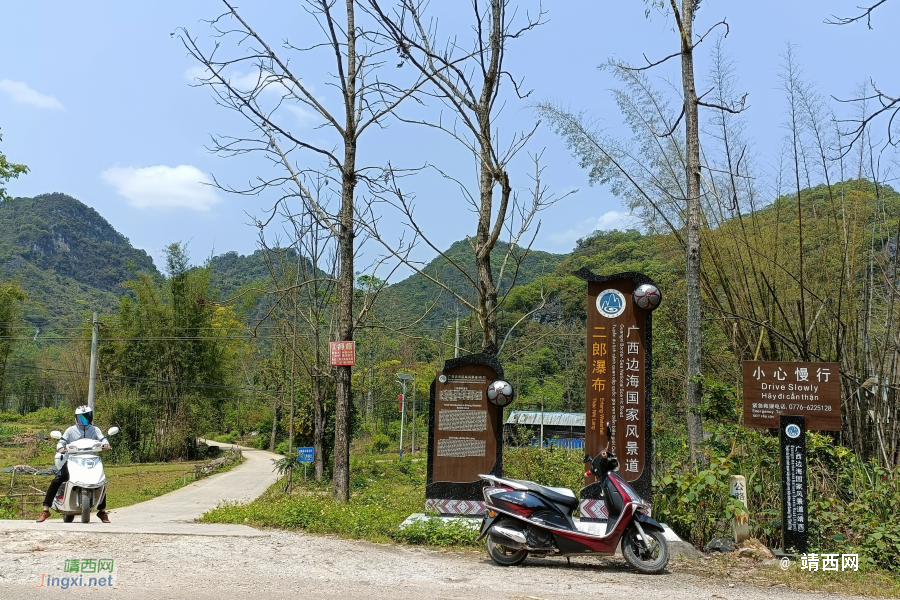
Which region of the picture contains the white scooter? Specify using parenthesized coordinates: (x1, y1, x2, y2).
(49, 427, 119, 523)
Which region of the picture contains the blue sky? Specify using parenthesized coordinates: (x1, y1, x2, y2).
(1, 1, 895, 276)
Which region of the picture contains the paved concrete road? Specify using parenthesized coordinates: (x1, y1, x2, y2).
(0, 441, 282, 537)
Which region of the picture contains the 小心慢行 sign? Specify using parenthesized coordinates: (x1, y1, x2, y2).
(742, 361, 840, 431)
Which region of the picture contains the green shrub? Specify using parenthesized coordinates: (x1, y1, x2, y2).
(0, 423, 22, 438)
(21, 407, 70, 426)
(214, 431, 238, 444)
(370, 434, 390, 454)
(654, 456, 747, 548)
(0, 496, 16, 519)
(0, 412, 21, 423)
(504, 445, 585, 492)
(393, 518, 479, 546)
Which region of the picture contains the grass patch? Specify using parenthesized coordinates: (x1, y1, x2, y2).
(203, 451, 478, 546)
(677, 553, 900, 597)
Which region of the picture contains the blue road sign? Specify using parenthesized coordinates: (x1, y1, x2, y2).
(297, 447, 314, 463)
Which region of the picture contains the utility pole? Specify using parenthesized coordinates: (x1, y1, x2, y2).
(540, 396, 544, 449)
(87, 311, 99, 410)
(398, 373, 413, 460)
(399, 382, 406, 460)
(411, 378, 417, 454)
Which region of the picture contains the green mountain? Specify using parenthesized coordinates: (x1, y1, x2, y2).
(0, 193, 159, 327)
(0, 193, 568, 330)
(374, 240, 566, 328)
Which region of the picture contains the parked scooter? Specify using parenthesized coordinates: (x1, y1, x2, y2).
(477, 425, 669, 573)
(48, 427, 119, 523)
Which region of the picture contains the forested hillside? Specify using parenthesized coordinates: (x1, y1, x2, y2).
(374, 240, 566, 328)
(0, 193, 158, 327)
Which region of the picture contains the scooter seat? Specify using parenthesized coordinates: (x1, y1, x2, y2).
(505, 478, 579, 509)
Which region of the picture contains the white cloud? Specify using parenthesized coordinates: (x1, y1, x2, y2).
(101, 165, 221, 211)
(547, 210, 636, 246)
(286, 104, 317, 126)
(0, 79, 64, 110)
(183, 66, 314, 97)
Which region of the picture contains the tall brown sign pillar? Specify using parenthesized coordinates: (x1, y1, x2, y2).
(574, 269, 660, 521)
(425, 354, 504, 516)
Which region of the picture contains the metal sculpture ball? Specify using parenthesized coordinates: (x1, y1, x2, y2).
(486, 380, 514, 407)
(633, 283, 662, 311)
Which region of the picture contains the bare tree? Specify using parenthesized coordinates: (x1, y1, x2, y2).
(364, 0, 567, 356)
(826, 1, 899, 155)
(178, 0, 421, 501)
(255, 189, 339, 481)
(540, 2, 743, 462)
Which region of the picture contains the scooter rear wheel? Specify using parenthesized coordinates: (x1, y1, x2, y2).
(63, 515, 75, 523)
(486, 520, 528, 566)
(80, 489, 91, 523)
(622, 526, 669, 574)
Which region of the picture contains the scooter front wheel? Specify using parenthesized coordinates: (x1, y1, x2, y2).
(63, 515, 75, 523)
(622, 526, 669, 574)
(81, 489, 91, 523)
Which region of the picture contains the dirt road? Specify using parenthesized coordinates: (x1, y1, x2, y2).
(0, 527, 868, 600)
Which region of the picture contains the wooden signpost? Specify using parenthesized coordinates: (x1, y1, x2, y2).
(575, 269, 660, 521)
(742, 360, 841, 554)
(425, 354, 504, 516)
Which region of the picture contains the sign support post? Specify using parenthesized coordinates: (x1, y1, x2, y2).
(741, 360, 839, 555)
(780, 415, 809, 554)
(574, 269, 661, 520)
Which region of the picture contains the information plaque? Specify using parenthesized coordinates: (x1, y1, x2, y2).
(425, 354, 503, 516)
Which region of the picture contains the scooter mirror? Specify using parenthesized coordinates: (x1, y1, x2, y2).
(50, 430, 62, 439)
(107, 427, 120, 436)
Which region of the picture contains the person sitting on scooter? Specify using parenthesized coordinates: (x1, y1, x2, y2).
(36, 405, 112, 523)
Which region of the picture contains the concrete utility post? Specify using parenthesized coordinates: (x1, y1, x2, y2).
(87, 311, 99, 410)
(730, 475, 750, 543)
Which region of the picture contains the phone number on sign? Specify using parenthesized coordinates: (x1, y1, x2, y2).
(788, 404, 832, 411)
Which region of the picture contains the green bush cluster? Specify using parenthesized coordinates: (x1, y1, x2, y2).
(369, 433, 390, 454)
(654, 421, 900, 572)
(653, 456, 748, 548)
(0, 412, 21, 422)
(214, 431, 239, 444)
(394, 518, 479, 546)
(20, 406, 70, 426)
(0, 423, 22, 438)
(503, 445, 585, 492)
(0, 496, 16, 519)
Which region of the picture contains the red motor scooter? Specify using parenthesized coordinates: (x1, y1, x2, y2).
(477, 426, 669, 573)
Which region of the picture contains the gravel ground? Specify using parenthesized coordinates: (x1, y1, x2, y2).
(0, 528, 870, 600)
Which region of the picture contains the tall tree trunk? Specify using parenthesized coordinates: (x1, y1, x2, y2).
(269, 395, 278, 452)
(678, 0, 704, 462)
(287, 328, 296, 493)
(332, 0, 358, 503)
(314, 342, 325, 481)
(333, 175, 355, 498)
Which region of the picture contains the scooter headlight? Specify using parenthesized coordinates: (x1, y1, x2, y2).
(68, 456, 99, 469)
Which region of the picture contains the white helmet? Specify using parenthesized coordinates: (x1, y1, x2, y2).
(75, 405, 93, 426)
